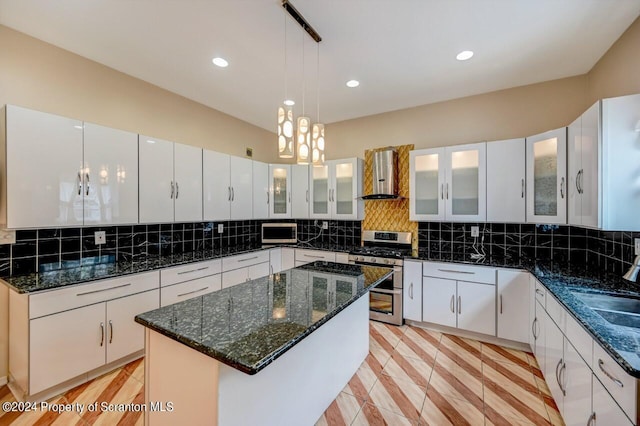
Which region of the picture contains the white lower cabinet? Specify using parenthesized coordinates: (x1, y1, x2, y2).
(422, 277, 457, 328)
(402, 260, 422, 322)
(457, 281, 495, 335)
(562, 341, 592, 426)
(497, 270, 530, 343)
(281, 248, 295, 270)
(294, 249, 336, 266)
(592, 375, 633, 425)
(543, 310, 565, 412)
(221, 251, 270, 289)
(269, 248, 282, 274)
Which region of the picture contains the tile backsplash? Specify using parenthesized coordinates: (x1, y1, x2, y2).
(0, 219, 362, 277)
(418, 222, 640, 275)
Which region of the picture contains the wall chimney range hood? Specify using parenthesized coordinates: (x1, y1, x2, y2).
(361, 147, 403, 200)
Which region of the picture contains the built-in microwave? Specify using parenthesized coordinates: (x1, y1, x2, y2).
(261, 223, 297, 244)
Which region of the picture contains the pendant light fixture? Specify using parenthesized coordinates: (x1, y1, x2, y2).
(279, 0, 322, 164)
(296, 30, 311, 165)
(277, 13, 294, 159)
(311, 42, 325, 164)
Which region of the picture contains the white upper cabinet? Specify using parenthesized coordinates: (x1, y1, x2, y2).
(203, 150, 231, 221)
(252, 161, 269, 219)
(410, 143, 486, 222)
(526, 127, 567, 224)
(229, 156, 253, 220)
(83, 123, 138, 226)
(291, 165, 309, 219)
(310, 158, 363, 220)
(5, 105, 139, 228)
(269, 164, 291, 218)
(568, 102, 600, 228)
(602, 93, 640, 231)
(487, 139, 526, 223)
(410, 148, 445, 221)
(139, 136, 202, 223)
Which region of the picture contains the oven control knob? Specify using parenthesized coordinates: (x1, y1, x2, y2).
(371, 258, 376, 263)
(358, 256, 364, 262)
(386, 259, 393, 265)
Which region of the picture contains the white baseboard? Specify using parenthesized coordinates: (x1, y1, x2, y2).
(0, 376, 7, 387)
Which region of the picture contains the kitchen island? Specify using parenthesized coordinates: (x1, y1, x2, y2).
(135, 261, 392, 426)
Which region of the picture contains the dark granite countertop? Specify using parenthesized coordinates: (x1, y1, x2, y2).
(0, 243, 361, 294)
(135, 262, 393, 374)
(411, 251, 640, 378)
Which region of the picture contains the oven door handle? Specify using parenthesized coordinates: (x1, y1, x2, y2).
(369, 287, 402, 295)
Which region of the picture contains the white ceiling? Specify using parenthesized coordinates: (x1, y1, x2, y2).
(1, 1, 639, 132)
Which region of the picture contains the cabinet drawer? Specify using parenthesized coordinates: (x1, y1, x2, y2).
(161, 275, 222, 307)
(534, 280, 546, 306)
(222, 251, 270, 272)
(30, 271, 159, 319)
(565, 312, 593, 366)
(545, 292, 566, 332)
(295, 249, 336, 263)
(593, 343, 636, 422)
(161, 259, 222, 287)
(422, 261, 496, 285)
(248, 262, 270, 280)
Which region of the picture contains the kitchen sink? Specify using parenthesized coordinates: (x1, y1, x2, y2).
(571, 291, 640, 329)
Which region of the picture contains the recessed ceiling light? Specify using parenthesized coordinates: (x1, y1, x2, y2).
(284, 99, 295, 106)
(456, 50, 474, 61)
(346, 80, 360, 88)
(212, 57, 229, 68)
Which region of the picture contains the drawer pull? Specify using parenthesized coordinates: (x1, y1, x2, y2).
(237, 256, 259, 262)
(77, 283, 131, 296)
(177, 287, 209, 298)
(409, 283, 413, 299)
(598, 359, 623, 387)
(458, 296, 461, 314)
(100, 322, 105, 347)
(437, 269, 474, 274)
(535, 289, 544, 296)
(450, 295, 455, 313)
(532, 317, 538, 339)
(109, 320, 113, 344)
(177, 266, 210, 275)
(304, 254, 325, 259)
(587, 412, 596, 426)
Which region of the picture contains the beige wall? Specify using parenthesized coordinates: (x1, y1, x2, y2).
(0, 25, 276, 162)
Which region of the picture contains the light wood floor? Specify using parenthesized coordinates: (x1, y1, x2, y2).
(0, 322, 562, 425)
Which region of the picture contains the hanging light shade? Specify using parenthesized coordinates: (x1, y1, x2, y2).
(311, 123, 325, 164)
(277, 104, 295, 158)
(296, 116, 311, 164)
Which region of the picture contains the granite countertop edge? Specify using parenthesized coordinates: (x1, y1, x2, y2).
(134, 268, 392, 375)
(410, 253, 640, 379)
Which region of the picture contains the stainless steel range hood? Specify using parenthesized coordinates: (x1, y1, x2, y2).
(362, 147, 402, 200)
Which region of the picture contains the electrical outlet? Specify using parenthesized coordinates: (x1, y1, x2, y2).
(94, 231, 106, 245)
(635, 238, 640, 255)
(218, 224, 224, 234)
(471, 226, 480, 237)
(322, 221, 328, 230)
(0, 229, 16, 245)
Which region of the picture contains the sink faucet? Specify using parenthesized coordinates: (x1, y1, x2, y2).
(623, 255, 640, 283)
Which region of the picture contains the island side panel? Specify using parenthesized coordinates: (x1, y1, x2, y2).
(218, 295, 369, 426)
(145, 329, 219, 426)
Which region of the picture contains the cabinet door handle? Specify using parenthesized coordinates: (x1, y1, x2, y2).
(77, 283, 131, 296)
(499, 294, 503, 314)
(457, 296, 461, 314)
(441, 184, 444, 200)
(586, 412, 596, 426)
(598, 359, 624, 387)
(555, 358, 563, 390)
(532, 317, 538, 339)
(77, 172, 82, 195)
(231, 187, 234, 201)
(170, 181, 175, 199)
(288, 191, 291, 203)
(109, 320, 113, 344)
(85, 173, 90, 196)
(559, 361, 567, 396)
(535, 288, 544, 296)
(521, 179, 525, 198)
(579, 169, 584, 194)
(437, 268, 474, 274)
(176, 182, 179, 199)
(576, 171, 581, 193)
(100, 322, 105, 347)
(270, 265, 273, 274)
(446, 183, 449, 200)
(560, 177, 565, 199)
(450, 295, 455, 313)
(306, 189, 309, 202)
(177, 286, 209, 298)
(267, 191, 270, 205)
(409, 283, 413, 299)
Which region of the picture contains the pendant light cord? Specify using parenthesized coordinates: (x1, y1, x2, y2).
(316, 42, 320, 122)
(302, 31, 305, 116)
(284, 13, 288, 101)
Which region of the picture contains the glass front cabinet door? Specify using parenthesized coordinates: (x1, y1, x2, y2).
(444, 143, 486, 222)
(526, 128, 567, 224)
(309, 164, 331, 219)
(410, 148, 445, 221)
(269, 164, 291, 218)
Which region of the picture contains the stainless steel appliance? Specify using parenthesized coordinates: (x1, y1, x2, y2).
(261, 223, 297, 244)
(361, 147, 401, 200)
(348, 230, 412, 325)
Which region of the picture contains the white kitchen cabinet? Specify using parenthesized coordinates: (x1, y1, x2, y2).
(6, 105, 83, 228)
(335, 252, 349, 264)
(269, 164, 291, 218)
(410, 143, 486, 222)
(229, 156, 253, 220)
(562, 341, 592, 426)
(252, 161, 269, 219)
(291, 164, 310, 218)
(282, 248, 295, 270)
(592, 376, 633, 425)
(161, 275, 222, 307)
(497, 270, 530, 343)
(526, 127, 567, 224)
(203, 150, 231, 220)
(139, 135, 202, 223)
(544, 310, 565, 412)
(533, 298, 546, 368)
(310, 158, 364, 220)
(270, 248, 282, 274)
(82, 123, 139, 225)
(294, 249, 336, 266)
(422, 277, 457, 328)
(487, 138, 526, 223)
(222, 267, 250, 289)
(402, 260, 422, 322)
(221, 251, 270, 288)
(457, 281, 495, 336)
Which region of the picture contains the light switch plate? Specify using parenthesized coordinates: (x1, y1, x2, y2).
(94, 231, 106, 245)
(635, 238, 640, 256)
(0, 229, 16, 245)
(471, 226, 480, 237)
(218, 224, 224, 233)
(322, 221, 328, 230)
